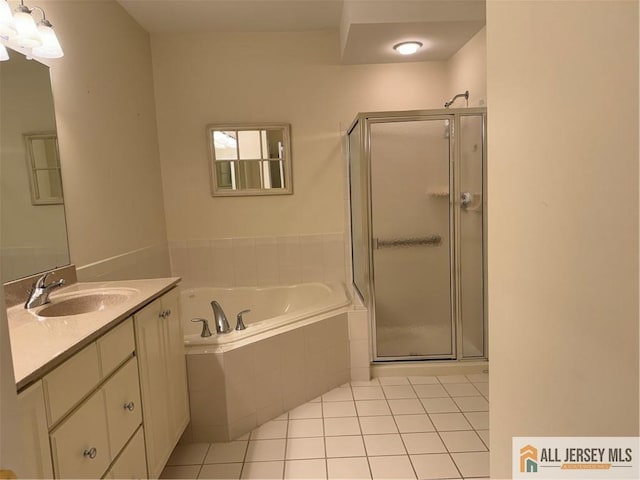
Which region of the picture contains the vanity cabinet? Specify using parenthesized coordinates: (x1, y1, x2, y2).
(15, 286, 187, 479)
(45, 317, 142, 479)
(134, 288, 189, 479)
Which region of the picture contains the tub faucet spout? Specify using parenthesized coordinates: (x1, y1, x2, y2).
(211, 300, 231, 334)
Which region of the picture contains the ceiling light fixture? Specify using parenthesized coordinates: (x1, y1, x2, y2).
(0, 0, 64, 61)
(393, 41, 423, 56)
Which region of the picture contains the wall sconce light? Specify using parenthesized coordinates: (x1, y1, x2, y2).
(0, 0, 63, 61)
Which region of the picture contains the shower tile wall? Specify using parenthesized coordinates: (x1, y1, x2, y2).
(169, 233, 346, 288)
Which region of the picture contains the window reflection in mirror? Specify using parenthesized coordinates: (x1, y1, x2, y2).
(208, 124, 292, 196)
(24, 132, 63, 205)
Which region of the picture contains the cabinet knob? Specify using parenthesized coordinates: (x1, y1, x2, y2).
(124, 401, 135, 411)
(83, 447, 97, 459)
(159, 311, 166, 319)
(166, 309, 172, 317)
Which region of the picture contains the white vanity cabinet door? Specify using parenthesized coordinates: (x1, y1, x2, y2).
(17, 380, 53, 479)
(104, 427, 147, 479)
(135, 297, 172, 478)
(50, 389, 111, 479)
(103, 356, 142, 456)
(163, 289, 190, 444)
(134, 288, 189, 479)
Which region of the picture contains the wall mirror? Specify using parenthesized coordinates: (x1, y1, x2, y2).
(0, 48, 70, 282)
(207, 123, 293, 196)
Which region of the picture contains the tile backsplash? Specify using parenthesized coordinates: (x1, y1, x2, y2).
(169, 233, 347, 288)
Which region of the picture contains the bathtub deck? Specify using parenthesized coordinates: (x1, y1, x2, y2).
(161, 373, 489, 479)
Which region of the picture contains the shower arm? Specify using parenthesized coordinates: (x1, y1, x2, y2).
(444, 90, 469, 108)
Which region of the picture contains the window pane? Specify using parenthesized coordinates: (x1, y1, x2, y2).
(213, 131, 238, 160)
(265, 130, 284, 159)
(31, 138, 59, 168)
(215, 161, 234, 189)
(267, 160, 285, 188)
(238, 130, 261, 160)
(236, 160, 262, 189)
(35, 169, 63, 200)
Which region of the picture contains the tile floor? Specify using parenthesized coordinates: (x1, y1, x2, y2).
(161, 373, 489, 480)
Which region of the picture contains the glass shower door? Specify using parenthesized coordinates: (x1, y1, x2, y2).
(458, 114, 485, 358)
(370, 118, 454, 359)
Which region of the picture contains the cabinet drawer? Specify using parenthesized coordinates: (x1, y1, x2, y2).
(44, 343, 100, 426)
(104, 427, 147, 479)
(103, 357, 142, 455)
(50, 389, 110, 479)
(98, 317, 135, 378)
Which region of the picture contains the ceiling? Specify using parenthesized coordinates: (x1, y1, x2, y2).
(116, 0, 486, 64)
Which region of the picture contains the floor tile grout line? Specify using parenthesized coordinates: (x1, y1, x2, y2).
(322, 389, 329, 480)
(433, 414, 466, 480)
(387, 386, 420, 480)
(280, 414, 291, 479)
(232, 438, 249, 479)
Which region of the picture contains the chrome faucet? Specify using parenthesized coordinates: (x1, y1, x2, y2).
(210, 300, 231, 334)
(191, 318, 213, 337)
(235, 309, 250, 331)
(24, 271, 65, 309)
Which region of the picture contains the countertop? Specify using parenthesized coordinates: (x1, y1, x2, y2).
(7, 277, 180, 391)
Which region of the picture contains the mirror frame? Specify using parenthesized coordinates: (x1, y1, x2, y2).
(207, 123, 293, 197)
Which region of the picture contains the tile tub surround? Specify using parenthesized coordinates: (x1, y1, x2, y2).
(169, 233, 346, 289)
(163, 374, 490, 479)
(183, 312, 351, 443)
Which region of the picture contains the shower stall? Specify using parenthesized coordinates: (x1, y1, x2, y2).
(348, 108, 487, 361)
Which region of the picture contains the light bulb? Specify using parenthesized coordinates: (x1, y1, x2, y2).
(13, 8, 41, 48)
(393, 41, 423, 56)
(0, 42, 9, 61)
(32, 21, 63, 58)
(0, 0, 15, 37)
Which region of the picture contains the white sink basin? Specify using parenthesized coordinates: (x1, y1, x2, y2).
(37, 289, 137, 317)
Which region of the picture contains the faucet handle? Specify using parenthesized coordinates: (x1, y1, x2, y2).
(35, 271, 54, 288)
(191, 317, 213, 337)
(235, 309, 250, 331)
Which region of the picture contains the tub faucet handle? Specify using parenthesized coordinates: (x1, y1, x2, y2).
(236, 309, 250, 331)
(191, 317, 213, 337)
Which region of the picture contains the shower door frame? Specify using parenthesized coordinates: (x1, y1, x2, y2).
(347, 107, 488, 362)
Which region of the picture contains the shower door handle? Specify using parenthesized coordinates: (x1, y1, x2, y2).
(374, 235, 442, 249)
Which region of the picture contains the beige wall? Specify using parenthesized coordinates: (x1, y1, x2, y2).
(446, 27, 486, 107)
(43, 0, 170, 281)
(151, 30, 449, 243)
(487, 1, 638, 477)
